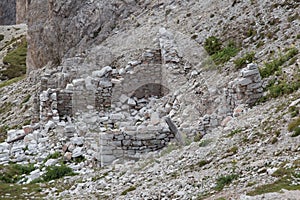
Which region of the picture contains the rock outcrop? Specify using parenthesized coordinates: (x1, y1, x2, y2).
(26, 0, 144, 72)
(16, 0, 30, 24)
(0, 0, 16, 25)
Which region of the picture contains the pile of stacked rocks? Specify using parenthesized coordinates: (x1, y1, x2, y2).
(227, 63, 263, 107)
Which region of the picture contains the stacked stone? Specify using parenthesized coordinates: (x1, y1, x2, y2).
(227, 63, 263, 107)
(57, 90, 73, 118)
(99, 128, 174, 166)
(198, 114, 219, 134)
(112, 56, 164, 107)
(39, 89, 59, 122)
(142, 49, 162, 64)
(95, 78, 113, 112)
(159, 28, 181, 64)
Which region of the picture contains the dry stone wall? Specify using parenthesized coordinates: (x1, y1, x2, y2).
(36, 27, 264, 166)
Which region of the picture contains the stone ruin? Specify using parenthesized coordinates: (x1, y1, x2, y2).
(34, 28, 263, 166)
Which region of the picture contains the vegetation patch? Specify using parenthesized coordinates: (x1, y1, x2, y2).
(289, 106, 299, 118)
(193, 133, 203, 142)
(234, 52, 255, 70)
(211, 41, 239, 65)
(0, 183, 44, 200)
(0, 34, 4, 41)
(0, 125, 9, 143)
(198, 160, 210, 167)
(0, 75, 25, 89)
(227, 129, 242, 137)
(21, 94, 31, 104)
(1, 37, 27, 80)
(0, 164, 35, 184)
(204, 36, 222, 55)
(121, 186, 136, 195)
(0, 102, 12, 115)
(199, 139, 213, 147)
(227, 146, 238, 154)
(204, 36, 240, 66)
(288, 116, 300, 137)
(34, 164, 76, 183)
(160, 143, 179, 157)
(268, 79, 300, 99)
(259, 47, 298, 78)
(247, 167, 300, 196)
(215, 174, 238, 191)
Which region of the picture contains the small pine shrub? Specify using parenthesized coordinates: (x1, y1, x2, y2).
(193, 133, 203, 142)
(268, 80, 300, 99)
(259, 47, 299, 78)
(0, 34, 4, 41)
(211, 41, 239, 65)
(44, 152, 61, 163)
(199, 139, 212, 147)
(288, 117, 300, 132)
(291, 127, 300, 137)
(121, 186, 136, 195)
(42, 164, 75, 182)
(204, 36, 222, 55)
(0, 164, 35, 183)
(234, 52, 255, 70)
(215, 174, 238, 191)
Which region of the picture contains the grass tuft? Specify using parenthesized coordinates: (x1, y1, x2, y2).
(215, 174, 238, 191)
(1, 37, 27, 80)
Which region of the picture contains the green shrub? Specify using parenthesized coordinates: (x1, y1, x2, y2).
(204, 36, 222, 55)
(291, 127, 300, 137)
(0, 125, 9, 143)
(0, 76, 25, 89)
(121, 186, 136, 195)
(215, 174, 238, 191)
(0, 164, 35, 183)
(288, 117, 300, 132)
(234, 52, 255, 70)
(199, 139, 212, 147)
(198, 160, 210, 167)
(1, 37, 27, 80)
(0, 102, 12, 114)
(259, 47, 299, 78)
(268, 80, 300, 99)
(21, 94, 31, 104)
(227, 146, 238, 154)
(0, 34, 4, 41)
(211, 41, 239, 65)
(287, 13, 300, 22)
(247, 167, 300, 196)
(256, 41, 265, 48)
(193, 133, 203, 142)
(42, 164, 75, 182)
(43, 152, 61, 163)
(246, 28, 256, 37)
(227, 129, 242, 137)
(289, 106, 299, 117)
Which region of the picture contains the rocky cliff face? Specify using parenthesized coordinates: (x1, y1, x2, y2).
(0, 0, 16, 25)
(16, 0, 29, 24)
(26, 0, 144, 71)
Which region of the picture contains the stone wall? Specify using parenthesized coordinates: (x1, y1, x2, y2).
(227, 63, 263, 107)
(98, 128, 174, 166)
(0, 0, 16, 25)
(198, 63, 263, 133)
